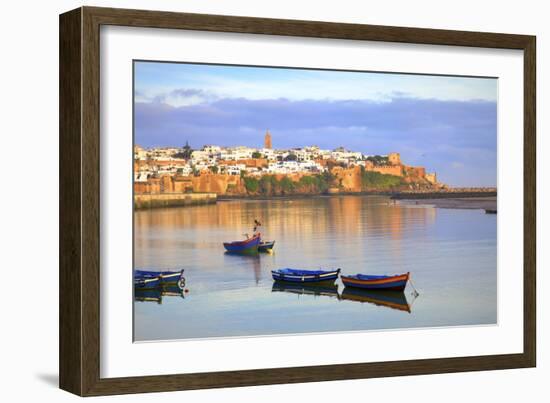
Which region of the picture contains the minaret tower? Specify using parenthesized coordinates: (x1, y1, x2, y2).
(264, 129, 272, 149)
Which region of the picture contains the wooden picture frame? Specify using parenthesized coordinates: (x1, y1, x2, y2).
(59, 6, 536, 396)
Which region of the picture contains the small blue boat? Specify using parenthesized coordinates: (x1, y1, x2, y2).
(258, 240, 275, 253)
(223, 233, 261, 254)
(271, 268, 340, 283)
(134, 269, 185, 289)
(341, 272, 409, 291)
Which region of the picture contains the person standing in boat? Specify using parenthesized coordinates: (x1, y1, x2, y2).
(253, 219, 262, 235)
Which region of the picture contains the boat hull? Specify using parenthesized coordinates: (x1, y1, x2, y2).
(341, 272, 409, 291)
(271, 268, 340, 283)
(258, 241, 275, 252)
(223, 234, 261, 253)
(134, 269, 185, 289)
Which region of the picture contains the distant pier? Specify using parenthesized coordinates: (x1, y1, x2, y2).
(134, 193, 217, 209)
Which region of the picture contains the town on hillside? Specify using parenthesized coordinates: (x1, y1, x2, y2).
(134, 130, 443, 196)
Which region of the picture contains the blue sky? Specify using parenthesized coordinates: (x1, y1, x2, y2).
(134, 61, 497, 187)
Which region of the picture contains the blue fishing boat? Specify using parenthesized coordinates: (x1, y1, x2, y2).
(271, 268, 340, 283)
(134, 275, 161, 289)
(223, 233, 261, 253)
(341, 272, 409, 291)
(134, 269, 185, 289)
(258, 240, 275, 253)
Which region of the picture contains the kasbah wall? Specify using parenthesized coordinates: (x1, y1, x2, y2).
(134, 152, 438, 195)
(332, 153, 436, 192)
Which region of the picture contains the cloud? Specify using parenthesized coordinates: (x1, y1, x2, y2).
(135, 96, 496, 187)
(143, 88, 219, 107)
(135, 61, 497, 105)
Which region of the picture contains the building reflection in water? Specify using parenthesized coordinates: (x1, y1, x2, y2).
(134, 195, 435, 278)
(133, 196, 497, 340)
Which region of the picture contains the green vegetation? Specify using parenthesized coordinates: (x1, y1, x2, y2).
(365, 155, 389, 166)
(280, 176, 295, 193)
(251, 151, 263, 159)
(360, 166, 404, 190)
(242, 173, 334, 196)
(209, 166, 219, 174)
(242, 167, 405, 196)
(243, 177, 259, 193)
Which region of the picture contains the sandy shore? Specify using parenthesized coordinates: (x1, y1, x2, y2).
(398, 196, 497, 211)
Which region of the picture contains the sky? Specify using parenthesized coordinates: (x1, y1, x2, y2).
(134, 61, 497, 187)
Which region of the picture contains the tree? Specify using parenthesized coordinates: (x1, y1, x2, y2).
(366, 155, 389, 166)
(173, 141, 193, 159)
(243, 177, 259, 193)
(284, 153, 298, 161)
(209, 166, 219, 174)
(251, 151, 263, 159)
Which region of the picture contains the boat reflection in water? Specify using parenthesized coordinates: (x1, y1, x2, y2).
(271, 281, 339, 299)
(340, 288, 412, 313)
(134, 284, 186, 304)
(271, 281, 413, 313)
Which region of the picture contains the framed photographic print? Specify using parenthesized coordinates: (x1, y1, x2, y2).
(59, 6, 536, 396)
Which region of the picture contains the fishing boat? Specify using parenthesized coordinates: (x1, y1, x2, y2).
(339, 288, 411, 313)
(271, 268, 341, 283)
(258, 240, 275, 253)
(223, 233, 261, 253)
(134, 275, 161, 289)
(341, 272, 409, 291)
(134, 269, 185, 289)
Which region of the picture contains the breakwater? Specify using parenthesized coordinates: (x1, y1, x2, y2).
(391, 189, 496, 200)
(134, 193, 217, 209)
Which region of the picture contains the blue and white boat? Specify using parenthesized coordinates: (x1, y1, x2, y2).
(134, 269, 185, 289)
(271, 268, 340, 283)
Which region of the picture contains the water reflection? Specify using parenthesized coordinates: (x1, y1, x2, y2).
(271, 281, 339, 299)
(339, 288, 411, 313)
(134, 195, 497, 341)
(134, 284, 186, 304)
(271, 281, 413, 313)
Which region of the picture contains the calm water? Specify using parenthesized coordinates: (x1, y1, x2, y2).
(134, 195, 497, 341)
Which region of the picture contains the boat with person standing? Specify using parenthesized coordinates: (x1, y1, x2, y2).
(223, 233, 262, 254)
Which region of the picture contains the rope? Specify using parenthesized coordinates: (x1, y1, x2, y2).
(408, 275, 420, 298)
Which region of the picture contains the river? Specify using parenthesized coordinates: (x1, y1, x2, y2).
(133, 195, 497, 341)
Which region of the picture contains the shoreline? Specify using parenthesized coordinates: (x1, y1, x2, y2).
(390, 191, 497, 200)
(397, 197, 497, 211)
(134, 190, 497, 212)
(218, 190, 497, 202)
